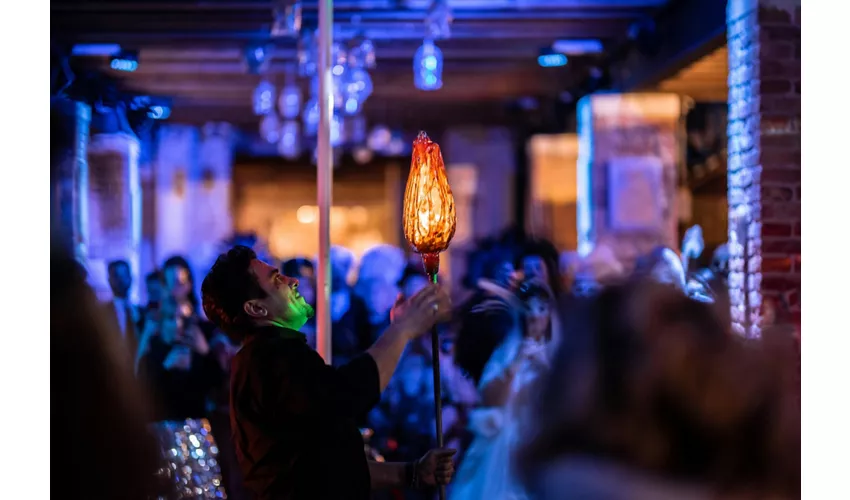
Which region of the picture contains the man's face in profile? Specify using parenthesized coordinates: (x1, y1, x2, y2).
(249, 259, 315, 329)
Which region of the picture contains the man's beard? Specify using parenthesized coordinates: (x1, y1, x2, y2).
(304, 303, 316, 318)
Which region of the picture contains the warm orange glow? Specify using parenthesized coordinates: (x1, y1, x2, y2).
(402, 131, 457, 255)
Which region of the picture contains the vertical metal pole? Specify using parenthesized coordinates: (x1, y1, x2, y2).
(316, 0, 334, 364)
(428, 270, 446, 500)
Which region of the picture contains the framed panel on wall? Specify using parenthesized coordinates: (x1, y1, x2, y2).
(607, 155, 664, 232)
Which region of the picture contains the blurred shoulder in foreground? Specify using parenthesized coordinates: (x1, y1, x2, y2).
(52, 244, 161, 500)
(519, 281, 800, 500)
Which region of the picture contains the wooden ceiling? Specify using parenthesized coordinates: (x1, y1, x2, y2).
(52, 0, 671, 129)
(655, 44, 728, 103)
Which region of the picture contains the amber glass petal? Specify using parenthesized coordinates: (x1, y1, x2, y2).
(402, 131, 457, 254)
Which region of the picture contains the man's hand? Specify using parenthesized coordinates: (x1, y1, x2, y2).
(390, 284, 452, 340)
(415, 447, 457, 487)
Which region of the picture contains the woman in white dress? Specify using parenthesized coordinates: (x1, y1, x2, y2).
(449, 280, 558, 500)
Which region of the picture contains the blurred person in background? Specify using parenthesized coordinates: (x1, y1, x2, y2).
(52, 244, 162, 500)
(162, 255, 201, 316)
(137, 294, 226, 421)
(519, 282, 800, 500)
(144, 269, 163, 311)
(517, 239, 562, 298)
(450, 280, 557, 500)
(355, 244, 407, 342)
(454, 245, 520, 386)
(282, 257, 317, 346)
(102, 259, 143, 359)
(368, 266, 477, 489)
(329, 245, 373, 367)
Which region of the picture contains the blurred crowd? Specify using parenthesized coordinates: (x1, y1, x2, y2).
(54, 224, 800, 500)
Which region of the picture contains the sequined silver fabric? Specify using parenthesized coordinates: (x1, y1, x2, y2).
(150, 418, 228, 500)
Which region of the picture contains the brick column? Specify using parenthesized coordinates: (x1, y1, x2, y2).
(727, 0, 801, 337)
(86, 133, 143, 301)
(576, 93, 685, 266)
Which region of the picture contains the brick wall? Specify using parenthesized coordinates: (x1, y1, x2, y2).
(726, 0, 801, 337)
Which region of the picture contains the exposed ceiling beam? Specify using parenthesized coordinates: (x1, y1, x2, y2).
(608, 0, 726, 92)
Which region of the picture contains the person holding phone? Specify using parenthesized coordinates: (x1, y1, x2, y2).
(137, 295, 225, 421)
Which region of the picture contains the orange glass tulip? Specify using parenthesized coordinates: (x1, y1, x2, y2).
(402, 131, 457, 275)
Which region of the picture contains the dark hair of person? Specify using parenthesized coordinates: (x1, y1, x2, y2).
(518, 282, 800, 497)
(517, 279, 553, 304)
(163, 254, 200, 311)
(517, 238, 563, 297)
(282, 257, 314, 278)
(163, 255, 194, 281)
(201, 245, 268, 340)
(107, 259, 130, 274)
(145, 269, 162, 282)
(52, 244, 162, 499)
(398, 263, 428, 288)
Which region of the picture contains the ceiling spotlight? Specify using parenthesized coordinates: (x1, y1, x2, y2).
(110, 50, 139, 72)
(538, 48, 567, 68)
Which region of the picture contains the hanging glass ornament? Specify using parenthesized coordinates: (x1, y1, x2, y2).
(271, 0, 302, 38)
(278, 120, 301, 159)
(260, 113, 282, 143)
(414, 40, 443, 91)
(253, 80, 276, 116)
(353, 146, 374, 165)
(278, 84, 301, 120)
(348, 36, 376, 69)
(297, 30, 317, 78)
(304, 97, 319, 137)
(245, 44, 273, 75)
(367, 125, 392, 153)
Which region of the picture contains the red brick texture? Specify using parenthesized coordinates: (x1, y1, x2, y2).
(727, 0, 800, 337)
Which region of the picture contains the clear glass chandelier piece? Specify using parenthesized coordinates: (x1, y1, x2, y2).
(413, 39, 443, 91)
(253, 80, 277, 115)
(297, 30, 317, 77)
(278, 84, 302, 120)
(304, 97, 319, 137)
(271, 0, 302, 38)
(278, 120, 301, 159)
(260, 113, 282, 143)
(245, 43, 274, 75)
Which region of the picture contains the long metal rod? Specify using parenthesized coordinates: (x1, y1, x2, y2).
(428, 271, 446, 500)
(315, 0, 334, 364)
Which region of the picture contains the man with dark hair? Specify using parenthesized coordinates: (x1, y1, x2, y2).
(144, 270, 163, 310)
(201, 246, 457, 500)
(103, 259, 142, 358)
